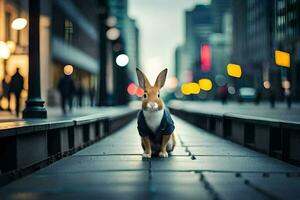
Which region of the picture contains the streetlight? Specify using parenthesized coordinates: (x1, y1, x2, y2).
(11, 18, 27, 30)
(116, 54, 129, 67)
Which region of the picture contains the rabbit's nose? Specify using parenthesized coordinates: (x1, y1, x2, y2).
(147, 102, 158, 110)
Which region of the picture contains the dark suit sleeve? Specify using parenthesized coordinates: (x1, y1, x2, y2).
(137, 111, 149, 137)
(163, 109, 175, 135)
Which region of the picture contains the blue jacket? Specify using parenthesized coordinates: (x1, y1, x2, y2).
(137, 108, 175, 143)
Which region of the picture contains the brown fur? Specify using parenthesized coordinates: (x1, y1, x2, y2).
(136, 68, 176, 158)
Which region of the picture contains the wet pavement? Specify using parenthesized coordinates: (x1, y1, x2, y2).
(0, 116, 300, 200)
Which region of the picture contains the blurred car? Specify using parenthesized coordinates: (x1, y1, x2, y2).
(238, 87, 256, 102)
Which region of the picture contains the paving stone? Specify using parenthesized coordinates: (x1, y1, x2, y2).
(202, 172, 268, 200)
(188, 146, 265, 157)
(149, 172, 212, 200)
(36, 156, 149, 174)
(241, 173, 300, 200)
(151, 156, 300, 172)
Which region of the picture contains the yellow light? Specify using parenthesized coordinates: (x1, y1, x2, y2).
(275, 50, 290, 68)
(199, 79, 212, 91)
(11, 18, 27, 30)
(227, 63, 242, 78)
(0, 41, 10, 59)
(181, 83, 191, 95)
(263, 81, 271, 89)
(181, 82, 200, 95)
(64, 65, 73, 75)
(189, 83, 200, 94)
(6, 41, 16, 53)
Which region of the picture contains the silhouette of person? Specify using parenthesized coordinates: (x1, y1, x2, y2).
(10, 68, 24, 117)
(1, 76, 11, 111)
(58, 73, 76, 114)
(270, 88, 275, 108)
(219, 85, 228, 104)
(89, 86, 95, 106)
(285, 89, 292, 109)
(255, 89, 261, 105)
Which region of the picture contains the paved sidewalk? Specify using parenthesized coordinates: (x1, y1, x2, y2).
(1, 116, 300, 199)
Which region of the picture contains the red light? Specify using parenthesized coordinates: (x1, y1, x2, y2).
(127, 83, 137, 95)
(136, 87, 144, 97)
(200, 44, 211, 72)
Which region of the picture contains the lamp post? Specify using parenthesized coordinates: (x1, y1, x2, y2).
(22, 0, 47, 118)
(97, 0, 108, 106)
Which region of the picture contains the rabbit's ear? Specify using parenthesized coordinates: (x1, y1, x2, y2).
(155, 68, 168, 89)
(136, 68, 151, 89)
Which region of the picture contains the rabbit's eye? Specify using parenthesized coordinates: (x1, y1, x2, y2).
(143, 94, 147, 98)
(158, 93, 160, 98)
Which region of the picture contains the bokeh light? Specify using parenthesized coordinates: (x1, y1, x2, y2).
(106, 16, 117, 27)
(181, 83, 200, 95)
(106, 27, 120, 40)
(275, 50, 290, 68)
(64, 65, 74, 75)
(228, 86, 236, 95)
(116, 54, 129, 67)
(11, 18, 27, 30)
(165, 77, 178, 91)
(227, 63, 242, 78)
(0, 41, 11, 59)
(6, 41, 16, 53)
(127, 83, 137, 95)
(215, 74, 226, 86)
(136, 87, 144, 97)
(198, 79, 212, 91)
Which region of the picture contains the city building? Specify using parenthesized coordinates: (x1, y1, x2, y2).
(211, 0, 232, 33)
(246, 0, 281, 98)
(185, 5, 212, 81)
(48, 0, 100, 106)
(231, 0, 256, 89)
(275, 0, 300, 100)
(107, 0, 140, 104)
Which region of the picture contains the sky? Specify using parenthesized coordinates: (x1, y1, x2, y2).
(128, 0, 211, 84)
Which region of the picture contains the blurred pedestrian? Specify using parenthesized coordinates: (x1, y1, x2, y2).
(284, 89, 292, 109)
(255, 88, 261, 105)
(219, 85, 228, 104)
(58, 73, 76, 114)
(270, 88, 275, 108)
(1, 76, 11, 111)
(76, 81, 84, 107)
(10, 68, 24, 117)
(89, 86, 95, 106)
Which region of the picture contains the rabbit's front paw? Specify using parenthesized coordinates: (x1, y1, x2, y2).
(158, 151, 168, 158)
(142, 153, 151, 158)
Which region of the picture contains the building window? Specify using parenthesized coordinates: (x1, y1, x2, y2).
(64, 19, 73, 44)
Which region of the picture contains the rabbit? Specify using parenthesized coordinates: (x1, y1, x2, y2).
(136, 68, 176, 158)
